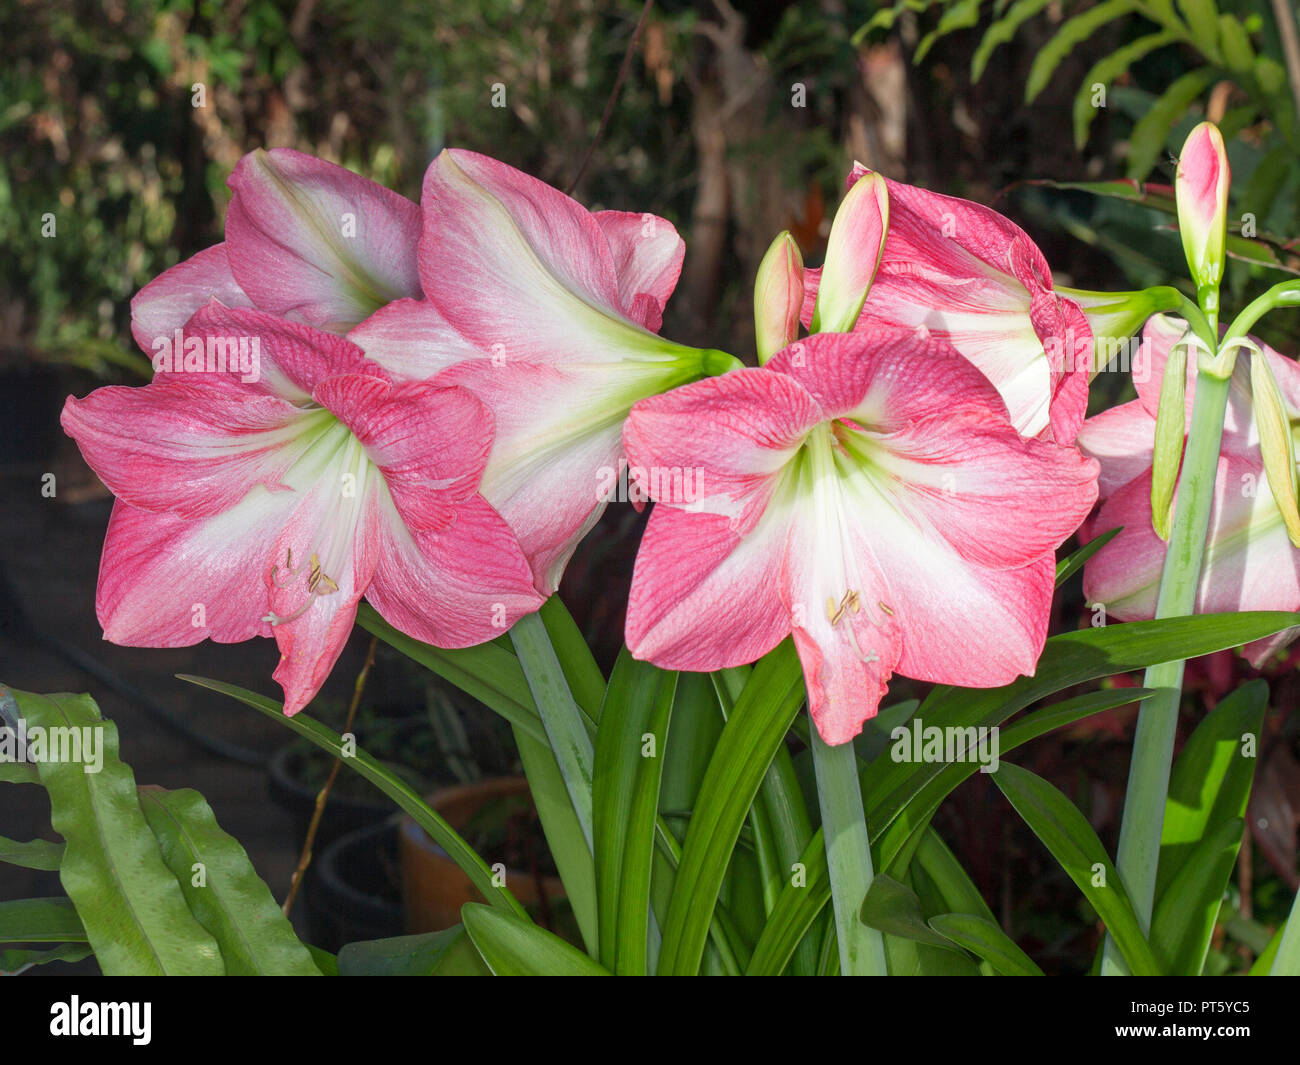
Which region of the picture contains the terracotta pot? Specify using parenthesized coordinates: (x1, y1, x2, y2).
(399, 776, 566, 934)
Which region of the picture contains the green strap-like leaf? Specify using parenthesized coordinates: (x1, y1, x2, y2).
(860, 874, 963, 951)
(14, 690, 223, 974)
(971, 0, 1055, 81)
(1025, 0, 1136, 103)
(0, 942, 92, 973)
(593, 651, 677, 974)
(137, 785, 321, 975)
(181, 675, 527, 920)
(0, 834, 64, 871)
(1125, 68, 1219, 180)
(1151, 818, 1245, 975)
(1073, 31, 1179, 148)
(0, 897, 87, 944)
(992, 762, 1160, 975)
(337, 927, 490, 975)
(461, 903, 611, 976)
(928, 913, 1045, 976)
(657, 640, 806, 975)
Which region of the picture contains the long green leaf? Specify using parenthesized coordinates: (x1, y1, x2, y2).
(0, 834, 64, 871)
(0, 897, 87, 944)
(658, 640, 806, 975)
(1025, 0, 1135, 102)
(1073, 31, 1179, 148)
(992, 762, 1160, 975)
(972, 0, 1055, 80)
(593, 651, 677, 974)
(137, 785, 321, 975)
(539, 596, 606, 720)
(0, 942, 92, 973)
(181, 675, 526, 920)
(860, 874, 962, 951)
(15, 690, 222, 974)
(337, 927, 490, 975)
(1125, 68, 1219, 180)
(1150, 818, 1244, 975)
(928, 912, 1044, 976)
(461, 903, 610, 975)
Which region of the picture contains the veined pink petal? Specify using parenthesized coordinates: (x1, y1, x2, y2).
(225, 148, 421, 333)
(594, 209, 685, 332)
(367, 494, 542, 647)
(625, 507, 791, 669)
(180, 302, 384, 402)
(61, 382, 304, 520)
(313, 374, 491, 528)
(95, 494, 294, 646)
(268, 477, 383, 715)
(130, 244, 251, 356)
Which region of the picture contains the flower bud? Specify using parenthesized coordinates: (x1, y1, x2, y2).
(1175, 122, 1230, 295)
(1251, 347, 1300, 548)
(754, 231, 805, 364)
(1150, 339, 1188, 540)
(811, 170, 888, 334)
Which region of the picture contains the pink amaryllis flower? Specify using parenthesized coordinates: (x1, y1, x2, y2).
(351, 149, 736, 594)
(1079, 313, 1300, 664)
(623, 329, 1099, 744)
(131, 148, 421, 353)
(62, 303, 541, 714)
(800, 165, 1092, 443)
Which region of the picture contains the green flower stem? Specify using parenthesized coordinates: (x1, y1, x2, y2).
(510, 611, 595, 849)
(1101, 367, 1233, 976)
(1222, 280, 1300, 345)
(810, 722, 888, 976)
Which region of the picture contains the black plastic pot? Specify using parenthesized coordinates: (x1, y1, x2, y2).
(303, 818, 406, 954)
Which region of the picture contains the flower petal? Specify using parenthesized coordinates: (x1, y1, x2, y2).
(225, 148, 421, 332)
(129, 244, 251, 355)
(594, 209, 685, 332)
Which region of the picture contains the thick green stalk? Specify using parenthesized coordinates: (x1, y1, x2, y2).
(810, 723, 888, 976)
(1100, 369, 1232, 975)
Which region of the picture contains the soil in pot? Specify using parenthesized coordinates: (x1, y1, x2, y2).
(304, 818, 406, 954)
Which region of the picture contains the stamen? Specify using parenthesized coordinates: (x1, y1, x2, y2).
(263, 551, 341, 626)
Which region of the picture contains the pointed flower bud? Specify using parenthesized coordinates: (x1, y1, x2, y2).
(754, 231, 805, 363)
(1175, 122, 1230, 296)
(810, 171, 888, 334)
(1149, 338, 1188, 540)
(1251, 346, 1300, 547)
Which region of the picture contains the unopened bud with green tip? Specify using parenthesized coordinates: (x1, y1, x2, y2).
(809, 170, 889, 334)
(1150, 339, 1188, 540)
(1251, 346, 1300, 548)
(1175, 122, 1230, 301)
(754, 231, 805, 364)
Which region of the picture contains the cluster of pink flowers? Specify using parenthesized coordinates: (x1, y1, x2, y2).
(63, 130, 1295, 744)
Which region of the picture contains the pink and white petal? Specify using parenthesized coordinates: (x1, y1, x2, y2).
(62, 382, 305, 519)
(419, 150, 651, 361)
(870, 412, 1099, 569)
(594, 209, 685, 332)
(780, 499, 902, 745)
(623, 367, 823, 529)
(436, 358, 680, 591)
(366, 493, 543, 647)
(95, 491, 298, 647)
(768, 329, 1009, 430)
(225, 148, 421, 332)
(184, 303, 383, 402)
(346, 298, 482, 381)
(626, 506, 791, 671)
(313, 374, 492, 527)
(130, 244, 252, 356)
(1076, 401, 1156, 498)
(266, 479, 383, 715)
